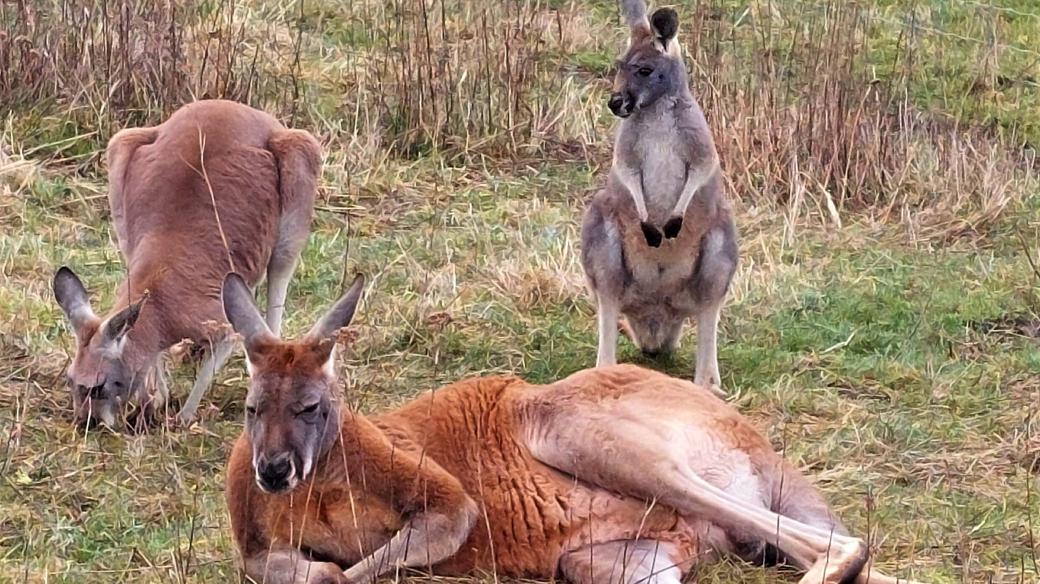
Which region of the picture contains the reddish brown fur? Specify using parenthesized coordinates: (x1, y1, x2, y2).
(228, 366, 716, 578)
(227, 361, 911, 583)
(221, 236, 917, 584)
(56, 99, 320, 425)
(104, 99, 315, 356)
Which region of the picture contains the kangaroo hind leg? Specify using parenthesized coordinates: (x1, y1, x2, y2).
(690, 222, 737, 394)
(581, 197, 627, 368)
(177, 335, 235, 424)
(527, 411, 868, 584)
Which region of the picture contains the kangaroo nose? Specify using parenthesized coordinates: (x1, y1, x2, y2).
(257, 453, 294, 492)
(608, 93, 625, 114)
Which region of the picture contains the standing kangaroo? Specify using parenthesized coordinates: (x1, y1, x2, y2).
(52, 100, 320, 427)
(582, 1, 737, 392)
(221, 273, 923, 584)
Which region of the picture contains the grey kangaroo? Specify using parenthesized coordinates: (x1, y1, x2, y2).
(581, 0, 737, 392)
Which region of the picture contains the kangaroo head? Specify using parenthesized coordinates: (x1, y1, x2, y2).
(53, 266, 147, 428)
(609, 7, 685, 118)
(222, 271, 365, 494)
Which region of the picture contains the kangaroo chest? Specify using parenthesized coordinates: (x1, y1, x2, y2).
(272, 486, 405, 567)
(633, 118, 688, 222)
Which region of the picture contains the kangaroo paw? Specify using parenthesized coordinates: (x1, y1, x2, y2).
(641, 222, 663, 247)
(663, 216, 683, 239)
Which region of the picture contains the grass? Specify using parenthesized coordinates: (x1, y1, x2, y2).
(1, 0, 1039, 582)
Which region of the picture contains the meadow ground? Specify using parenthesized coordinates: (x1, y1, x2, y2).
(1, 0, 1038, 582)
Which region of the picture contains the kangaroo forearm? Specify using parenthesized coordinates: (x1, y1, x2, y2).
(671, 157, 719, 217)
(614, 165, 649, 221)
(343, 502, 477, 582)
(245, 548, 346, 584)
(347, 419, 473, 515)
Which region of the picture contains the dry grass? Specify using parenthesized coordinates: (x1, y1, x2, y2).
(1, 0, 1039, 582)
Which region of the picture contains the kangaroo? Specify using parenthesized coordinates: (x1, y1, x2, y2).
(581, 1, 737, 392)
(221, 272, 923, 584)
(52, 100, 320, 428)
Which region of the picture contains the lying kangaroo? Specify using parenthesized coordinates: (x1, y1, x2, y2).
(582, 1, 737, 391)
(52, 100, 320, 427)
(221, 273, 922, 584)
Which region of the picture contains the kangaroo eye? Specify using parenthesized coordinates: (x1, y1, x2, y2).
(245, 405, 257, 416)
(298, 403, 319, 416)
(637, 67, 654, 77)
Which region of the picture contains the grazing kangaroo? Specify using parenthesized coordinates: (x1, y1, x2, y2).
(221, 273, 922, 584)
(581, 1, 737, 392)
(52, 100, 320, 427)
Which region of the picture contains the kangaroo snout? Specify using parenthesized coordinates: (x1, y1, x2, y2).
(256, 452, 296, 493)
(608, 92, 633, 117)
(75, 397, 119, 430)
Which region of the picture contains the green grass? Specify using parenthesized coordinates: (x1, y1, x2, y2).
(1, 0, 1039, 582)
(870, 0, 1040, 143)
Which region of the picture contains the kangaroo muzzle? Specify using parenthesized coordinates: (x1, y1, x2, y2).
(76, 395, 120, 430)
(608, 92, 634, 117)
(256, 452, 297, 493)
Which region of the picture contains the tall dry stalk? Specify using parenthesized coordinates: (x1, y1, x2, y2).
(0, 0, 292, 146)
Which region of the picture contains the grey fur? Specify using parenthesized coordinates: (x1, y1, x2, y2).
(582, 4, 738, 392)
(621, 0, 650, 30)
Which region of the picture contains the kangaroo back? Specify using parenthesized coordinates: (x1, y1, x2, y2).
(54, 100, 321, 427)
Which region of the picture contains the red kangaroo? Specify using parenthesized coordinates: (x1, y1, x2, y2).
(221, 272, 924, 584)
(53, 100, 320, 427)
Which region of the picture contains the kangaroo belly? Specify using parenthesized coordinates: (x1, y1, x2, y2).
(558, 480, 716, 563)
(402, 386, 703, 578)
(617, 234, 702, 319)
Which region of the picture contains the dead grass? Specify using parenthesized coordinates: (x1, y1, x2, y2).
(1, 0, 1039, 582)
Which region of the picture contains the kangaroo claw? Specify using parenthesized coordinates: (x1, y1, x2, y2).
(663, 216, 683, 239)
(641, 222, 663, 247)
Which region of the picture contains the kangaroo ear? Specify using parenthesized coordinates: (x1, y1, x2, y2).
(622, 0, 652, 37)
(651, 8, 679, 45)
(53, 266, 98, 341)
(101, 294, 147, 348)
(222, 272, 276, 358)
(306, 274, 365, 342)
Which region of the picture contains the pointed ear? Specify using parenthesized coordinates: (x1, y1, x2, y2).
(622, 0, 652, 36)
(101, 293, 147, 346)
(650, 8, 679, 46)
(222, 272, 276, 356)
(306, 274, 365, 342)
(53, 266, 97, 340)
(312, 337, 337, 375)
